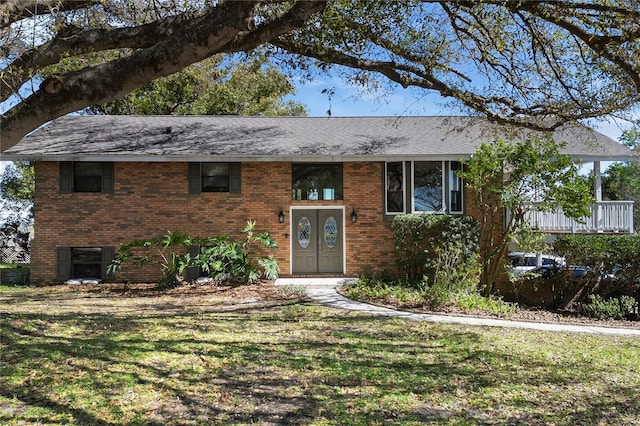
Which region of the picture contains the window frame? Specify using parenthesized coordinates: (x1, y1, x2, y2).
(384, 160, 464, 216)
(448, 161, 464, 214)
(60, 162, 114, 194)
(291, 163, 344, 201)
(384, 161, 406, 215)
(411, 161, 446, 214)
(201, 162, 231, 193)
(189, 162, 241, 194)
(56, 246, 115, 281)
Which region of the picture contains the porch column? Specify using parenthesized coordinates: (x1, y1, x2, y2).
(593, 161, 602, 202)
(593, 161, 602, 232)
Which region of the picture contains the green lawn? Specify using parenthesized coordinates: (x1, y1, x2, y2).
(1, 284, 639, 425)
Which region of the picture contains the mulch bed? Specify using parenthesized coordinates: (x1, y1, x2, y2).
(44, 281, 639, 330)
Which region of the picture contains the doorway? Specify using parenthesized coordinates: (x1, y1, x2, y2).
(291, 208, 344, 274)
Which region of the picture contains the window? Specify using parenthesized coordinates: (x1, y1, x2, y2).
(385, 162, 405, 214)
(189, 162, 241, 194)
(72, 247, 103, 278)
(384, 161, 463, 215)
(413, 161, 444, 213)
(74, 163, 103, 192)
(56, 246, 115, 280)
(60, 162, 113, 193)
(292, 164, 343, 200)
(202, 163, 230, 192)
(449, 161, 464, 214)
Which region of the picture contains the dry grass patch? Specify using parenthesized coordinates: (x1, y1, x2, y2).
(1, 283, 639, 425)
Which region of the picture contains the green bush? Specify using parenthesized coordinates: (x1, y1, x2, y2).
(345, 275, 516, 315)
(195, 220, 279, 284)
(392, 214, 479, 284)
(109, 221, 279, 287)
(426, 241, 481, 306)
(108, 229, 194, 287)
(0, 264, 30, 285)
(580, 294, 638, 320)
(553, 234, 640, 302)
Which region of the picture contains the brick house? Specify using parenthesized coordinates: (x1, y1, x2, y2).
(3, 115, 634, 284)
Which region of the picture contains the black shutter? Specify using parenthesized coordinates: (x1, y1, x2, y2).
(188, 162, 201, 194)
(102, 246, 116, 280)
(229, 163, 241, 194)
(56, 247, 71, 280)
(60, 162, 72, 193)
(185, 245, 200, 281)
(102, 163, 114, 193)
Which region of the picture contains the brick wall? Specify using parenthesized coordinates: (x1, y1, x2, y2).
(31, 161, 399, 283)
(32, 161, 508, 284)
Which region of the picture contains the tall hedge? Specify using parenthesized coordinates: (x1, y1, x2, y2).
(392, 214, 479, 284)
(552, 234, 640, 305)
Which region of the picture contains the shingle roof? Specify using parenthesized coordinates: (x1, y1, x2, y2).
(3, 115, 633, 162)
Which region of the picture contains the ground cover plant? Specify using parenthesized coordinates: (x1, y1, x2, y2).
(1, 284, 639, 425)
(344, 277, 518, 318)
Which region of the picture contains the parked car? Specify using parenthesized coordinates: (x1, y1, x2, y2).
(508, 252, 565, 276)
(524, 264, 590, 280)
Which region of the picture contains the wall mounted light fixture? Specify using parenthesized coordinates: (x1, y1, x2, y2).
(278, 208, 285, 224)
(350, 208, 357, 223)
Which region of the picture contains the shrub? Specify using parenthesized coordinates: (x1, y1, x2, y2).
(392, 214, 479, 284)
(108, 221, 279, 286)
(425, 240, 481, 306)
(553, 234, 640, 306)
(108, 229, 194, 288)
(580, 294, 638, 320)
(194, 220, 279, 284)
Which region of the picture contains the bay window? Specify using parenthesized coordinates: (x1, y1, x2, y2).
(385, 161, 464, 215)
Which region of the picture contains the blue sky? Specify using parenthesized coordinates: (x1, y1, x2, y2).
(289, 74, 634, 143)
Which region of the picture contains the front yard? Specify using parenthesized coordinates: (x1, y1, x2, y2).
(1, 283, 639, 425)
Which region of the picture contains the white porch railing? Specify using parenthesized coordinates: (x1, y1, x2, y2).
(521, 201, 635, 234)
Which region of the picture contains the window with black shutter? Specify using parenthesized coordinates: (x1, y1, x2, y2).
(56, 246, 115, 280)
(189, 162, 241, 194)
(60, 162, 113, 193)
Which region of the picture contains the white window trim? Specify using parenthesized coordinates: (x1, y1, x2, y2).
(384, 160, 464, 216)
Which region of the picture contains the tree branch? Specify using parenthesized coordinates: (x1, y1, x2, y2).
(1, 0, 327, 152)
(1, 0, 98, 28)
(1, 10, 203, 103)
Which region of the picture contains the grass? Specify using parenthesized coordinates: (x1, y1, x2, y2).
(1, 284, 640, 425)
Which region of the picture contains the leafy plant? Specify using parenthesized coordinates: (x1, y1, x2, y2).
(109, 222, 279, 286)
(580, 294, 638, 320)
(553, 234, 640, 308)
(426, 241, 481, 307)
(107, 230, 193, 287)
(194, 220, 279, 284)
(392, 214, 479, 284)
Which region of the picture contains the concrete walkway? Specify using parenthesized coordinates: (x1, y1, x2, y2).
(274, 278, 640, 337)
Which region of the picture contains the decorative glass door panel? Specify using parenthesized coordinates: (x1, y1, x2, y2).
(297, 216, 312, 249)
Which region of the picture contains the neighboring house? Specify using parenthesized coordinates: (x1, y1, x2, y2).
(2, 115, 635, 283)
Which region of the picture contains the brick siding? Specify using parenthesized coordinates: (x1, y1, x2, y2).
(32, 161, 500, 284)
(32, 161, 403, 283)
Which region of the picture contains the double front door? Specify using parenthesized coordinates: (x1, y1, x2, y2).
(292, 209, 344, 274)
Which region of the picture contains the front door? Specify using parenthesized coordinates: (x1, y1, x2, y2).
(292, 209, 343, 274)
